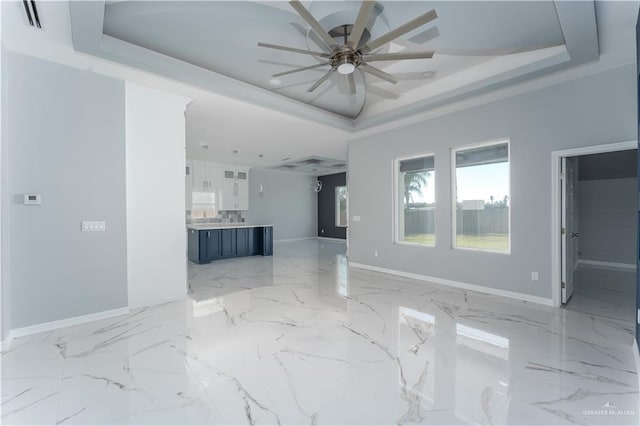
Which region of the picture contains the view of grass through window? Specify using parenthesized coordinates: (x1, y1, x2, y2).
(397, 155, 435, 245)
(454, 142, 510, 252)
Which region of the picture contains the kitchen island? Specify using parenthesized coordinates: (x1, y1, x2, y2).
(187, 224, 273, 264)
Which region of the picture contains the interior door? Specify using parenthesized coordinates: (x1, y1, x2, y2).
(561, 157, 579, 303)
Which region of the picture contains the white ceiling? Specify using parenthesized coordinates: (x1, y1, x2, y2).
(1, 1, 638, 168)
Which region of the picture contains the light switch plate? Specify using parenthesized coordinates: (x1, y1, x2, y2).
(353, 216, 361, 222)
(82, 221, 106, 232)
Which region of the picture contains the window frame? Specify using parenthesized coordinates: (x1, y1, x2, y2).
(335, 185, 348, 228)
(393, 152, 436, 247)
(451, 139, 511, 254)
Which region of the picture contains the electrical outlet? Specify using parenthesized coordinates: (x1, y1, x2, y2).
(637, 309, 640, 325)
(82, 221, 106, 232)
(353, 216, 361, 222)
(321, 229, 325, 233)
(374, 250, 378, 257)
(531, 271, 539, 281)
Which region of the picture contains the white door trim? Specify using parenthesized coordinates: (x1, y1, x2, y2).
(551, 140, 637, 307)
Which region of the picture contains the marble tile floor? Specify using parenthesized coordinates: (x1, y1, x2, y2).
(1, 240, 639, 425)
(564, 265, 637, 327)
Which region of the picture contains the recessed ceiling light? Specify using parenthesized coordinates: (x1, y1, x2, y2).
(233, 150, 238, 154)
(269, 78, 282, 85)
(258, 154, 264, 158)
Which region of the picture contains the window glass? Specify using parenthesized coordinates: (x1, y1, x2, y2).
(396, 155, 435, 245)
(336, 186, 348, 227)
(454, 142, 510, 252)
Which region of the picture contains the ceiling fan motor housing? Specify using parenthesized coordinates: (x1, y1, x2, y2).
(331, 46, 362, 74)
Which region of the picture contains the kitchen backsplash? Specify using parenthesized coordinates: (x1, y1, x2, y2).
(186, 210, 246, 224)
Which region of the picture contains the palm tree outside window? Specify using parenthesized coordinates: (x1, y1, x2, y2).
(396, 155, 436, 246)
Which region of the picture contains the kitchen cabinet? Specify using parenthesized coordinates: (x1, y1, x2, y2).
(187, 161, 249, 212)
(261, 226, 273, 256)
(187, 226, 273, 264)
(221, 168, 249, 211)
(187, 228, 222, 263)
(221, 229, 236, 257)
(205, 230, 222, 260)
(191, 162, 223, 195)
(236, 228, 250, 256)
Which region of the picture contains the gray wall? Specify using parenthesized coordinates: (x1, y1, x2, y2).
(578, 178, 637, 265)
(1, 48, 8, 339)
(247, 169, 318, 241)
(4, 51, 128, 329)
(348, 65, 636, 300)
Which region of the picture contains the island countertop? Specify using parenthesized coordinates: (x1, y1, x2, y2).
(186, 223, 273, 231)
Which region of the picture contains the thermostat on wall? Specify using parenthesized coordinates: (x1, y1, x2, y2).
(24, 194, 41, 205)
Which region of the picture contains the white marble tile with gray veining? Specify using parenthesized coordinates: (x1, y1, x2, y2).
(2, 240, 638, 425)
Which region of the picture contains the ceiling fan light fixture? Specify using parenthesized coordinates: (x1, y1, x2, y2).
(337, 62, 356, 75)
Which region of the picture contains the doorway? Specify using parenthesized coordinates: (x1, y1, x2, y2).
(552, 141, 637, 317)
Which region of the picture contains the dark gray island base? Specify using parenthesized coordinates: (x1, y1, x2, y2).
(188, 225, 273, 264)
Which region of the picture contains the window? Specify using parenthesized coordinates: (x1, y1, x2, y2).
(395, 154, 435, 246)
(453, 141, 510, 253)
(336, 186, 348, 227)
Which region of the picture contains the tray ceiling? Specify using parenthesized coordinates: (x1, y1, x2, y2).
(69, 1, 599, 130)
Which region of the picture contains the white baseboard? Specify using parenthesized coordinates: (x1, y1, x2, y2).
(634, 340, 640, 391)
(317, 237, 347, 243)
(4, 307, 130, 344)
(274, 237, 316, 243)
(577, 259, 636, 271)
(349, 262, 554, 307)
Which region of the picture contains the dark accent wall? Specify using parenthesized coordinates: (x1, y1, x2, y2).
(578, 150, 637, 181)
(636, 10, 640, 350)
(318, 172, 347, 239)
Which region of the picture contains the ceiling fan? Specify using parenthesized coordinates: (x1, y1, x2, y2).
(258, 1, 437, 94)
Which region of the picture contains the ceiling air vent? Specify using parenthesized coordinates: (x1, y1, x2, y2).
(278, 164, 297, 169)
(23, 1, 42, 29)
(299, 158, 325, 165)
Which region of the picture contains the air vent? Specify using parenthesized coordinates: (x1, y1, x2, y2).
(299, 159, 325, 165)
(278, 165, 297, 169)
(23, 1, 42, 29)
(331, 163, 346, 168)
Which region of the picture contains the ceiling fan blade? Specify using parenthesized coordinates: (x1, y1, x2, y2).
(348, 1, 376, 48)
(289, 1, 337, 50)
(307, 67, 337, 92)
(258, 42, 329, 58)
(364, 51, 434, 61)
(409, 26, 440, 44)
(362, 9, 437, 53)
(360, 63, 398, 84)
(272, 63, 330, 78)
(347, 73, 356, 95)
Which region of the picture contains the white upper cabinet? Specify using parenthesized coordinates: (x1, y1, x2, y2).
(221, 168, 249, 211)
(188, 161, 249, 212)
